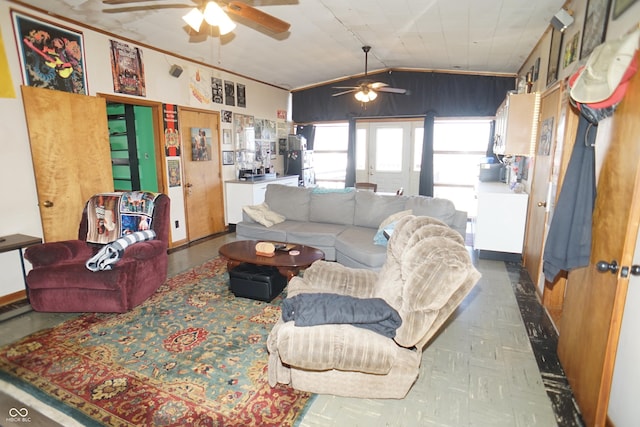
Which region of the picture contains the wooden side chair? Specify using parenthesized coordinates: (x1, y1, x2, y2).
(355, 182, 377, 192)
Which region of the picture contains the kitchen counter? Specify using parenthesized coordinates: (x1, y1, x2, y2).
(473, 182, 529, 259)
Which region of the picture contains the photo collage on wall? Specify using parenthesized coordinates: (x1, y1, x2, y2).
(233, 113, 255, 171)
(254, 118, 277, 163)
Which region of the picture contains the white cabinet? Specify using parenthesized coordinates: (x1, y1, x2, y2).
(474, 182, 529, 255)
(493, 92, 541, 156)
(225, 176, 299, 224)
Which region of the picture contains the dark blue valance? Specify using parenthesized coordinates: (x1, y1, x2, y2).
(292, 70, 515, 123)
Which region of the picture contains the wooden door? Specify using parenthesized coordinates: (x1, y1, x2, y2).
(523, 84, 561, 292)
(557, 70, 640, 426)
(22, 86, 114, 242)
(178, 107, 225, 240)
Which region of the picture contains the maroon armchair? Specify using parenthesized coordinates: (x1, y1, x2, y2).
(24, 193, 170, 313)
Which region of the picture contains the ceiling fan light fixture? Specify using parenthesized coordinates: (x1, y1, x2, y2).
(217, 13, 237, 35)
(355, 89, 377, 102)
(202, 2, 236, 35)
(182, 8, 204, 32)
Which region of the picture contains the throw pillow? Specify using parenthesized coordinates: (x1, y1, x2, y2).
(373, 209, 412, 246)
(242, 203, 285, 227)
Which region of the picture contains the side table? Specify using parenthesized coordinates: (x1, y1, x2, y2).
(0, 234, 42, 302)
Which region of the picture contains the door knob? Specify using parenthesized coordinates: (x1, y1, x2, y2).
(631, 265, 640, 276)
(537, 201, 547, 207)
(596, 260, 619, 274)
(185, 183, 193, 188)
(42, 200, 54, 208)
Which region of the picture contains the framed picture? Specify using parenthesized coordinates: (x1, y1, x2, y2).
(547, 28, 564, 86)
(110, 40, 146, 97)
(222, 151, 234, 165)
(224, 80, 235, 106)
(613, 0, 639, 19)
(237, 83, 246, 108)
(11, 10, 88, 94)
(580, 0, 612, 59)
(223, 128, 232, 145)
(191, 127, 212, 161)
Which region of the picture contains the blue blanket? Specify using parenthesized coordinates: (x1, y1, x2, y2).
(281, 293, 402, 338)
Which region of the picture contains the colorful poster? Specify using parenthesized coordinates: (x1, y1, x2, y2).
(168, 159, 181, 187)
(163, 103, 181, 157)
(109, 40, 146, 96)
(11, 11, 87, 94)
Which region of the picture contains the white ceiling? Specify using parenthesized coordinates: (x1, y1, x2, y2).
(15, 0, 566, 90)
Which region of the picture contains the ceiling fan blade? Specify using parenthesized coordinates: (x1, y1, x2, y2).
(332, 89, 356, 97)
(369, 82, 388, 89)
(376, 87, 408, 94)
(332, 86, 359, 90)
(103, 0, 181, 4)
(226, 1, 290, 33)
(103, 4, 192, 13)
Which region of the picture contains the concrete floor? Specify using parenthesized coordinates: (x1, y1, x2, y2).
(0, 232, 583, 426)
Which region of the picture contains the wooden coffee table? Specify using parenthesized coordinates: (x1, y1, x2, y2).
(219, 240, 325, 281)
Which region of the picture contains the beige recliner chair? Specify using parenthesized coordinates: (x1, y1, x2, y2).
(267, 215, 481, 398)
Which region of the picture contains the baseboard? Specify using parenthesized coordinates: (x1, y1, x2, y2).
(477, 250, 522, 262)
(0, 290, 27, 306)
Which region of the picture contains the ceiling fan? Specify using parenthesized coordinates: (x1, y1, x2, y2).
(332, 46, 408, 103)
(102, 0, 291, 35)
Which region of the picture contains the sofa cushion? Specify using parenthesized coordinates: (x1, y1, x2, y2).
(265, 184, 312, 222)
(403, 196, 456, 225)
(235, 221, 288, 242)
(309, 191, 356, 225)
(354, 192, 408, 228)
(286, 222, 348, 247)
(335, 226, 388, 269)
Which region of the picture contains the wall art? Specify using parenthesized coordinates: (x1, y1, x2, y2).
(237, 83, 246, 107)
(613, 0, 638, 19)
(11, 10, 88, 94)
(222, 151, 234, 165)
(212, 77, 223, 104)
(191, 127, 212, 161)
(581, 0, 612, 59)
(110, 40, 146, 97)
(546, 28, 564, 86)
(225, 80, 235, 106)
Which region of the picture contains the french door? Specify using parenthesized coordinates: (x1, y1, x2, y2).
(356, 121, 415, 193)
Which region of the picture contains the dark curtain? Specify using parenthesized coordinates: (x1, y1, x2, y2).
(292, 70, 514, 123)
(345, 117, 357, 187)
(419, 112, 435, 196)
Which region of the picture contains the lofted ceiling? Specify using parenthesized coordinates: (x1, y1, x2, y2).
(12, 0, 565, 90)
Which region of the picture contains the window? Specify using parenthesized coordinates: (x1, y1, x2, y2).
(428, 119, 492, 217)
(312, 123, 349, 188)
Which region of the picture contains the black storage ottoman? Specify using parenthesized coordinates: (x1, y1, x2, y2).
(228, 263, 287, 302)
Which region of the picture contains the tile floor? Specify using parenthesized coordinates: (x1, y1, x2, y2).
(0, 232, 584, 426)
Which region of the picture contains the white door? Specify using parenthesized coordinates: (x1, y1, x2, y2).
(356, 122, 412, 193)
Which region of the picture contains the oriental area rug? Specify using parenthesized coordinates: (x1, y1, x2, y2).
(0, 257, 312, 427)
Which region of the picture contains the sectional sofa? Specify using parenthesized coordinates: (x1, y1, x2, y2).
(235, 184, 467, 269)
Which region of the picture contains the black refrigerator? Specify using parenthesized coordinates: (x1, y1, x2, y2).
(285, 149, 315, 187)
